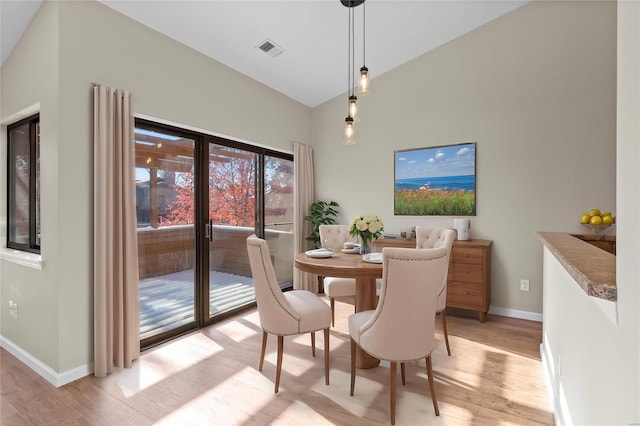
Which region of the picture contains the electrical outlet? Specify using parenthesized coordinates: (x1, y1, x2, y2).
(9, 300, 18, 319)
(520, 279, 530, 291)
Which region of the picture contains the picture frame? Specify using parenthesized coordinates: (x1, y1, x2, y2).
(394, 142, 476, 216)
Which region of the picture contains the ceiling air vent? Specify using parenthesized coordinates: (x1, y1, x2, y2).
(256, 39, 285, 58)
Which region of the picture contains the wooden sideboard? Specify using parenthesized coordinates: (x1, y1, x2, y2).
(372, 238, 493, 322)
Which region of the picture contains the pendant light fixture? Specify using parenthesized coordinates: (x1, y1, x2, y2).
(342, 0, 367, 145)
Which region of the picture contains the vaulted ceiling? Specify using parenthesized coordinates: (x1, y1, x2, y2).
(1, 0, 528, 107)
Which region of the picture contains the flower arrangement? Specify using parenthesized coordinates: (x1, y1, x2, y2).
(349, 215, 384, 253)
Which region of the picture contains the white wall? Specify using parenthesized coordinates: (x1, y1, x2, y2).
(616, 0, 640, 417)
(0, 0, 310, 382)
(311, 0, 617, 317)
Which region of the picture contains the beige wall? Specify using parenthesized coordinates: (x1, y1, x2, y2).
(1, 0, 310, 379)
(312, 0, 617, 317)
(0, 1, 61, 371)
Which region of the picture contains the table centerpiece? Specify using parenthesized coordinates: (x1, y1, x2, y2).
(349, 215, 384, 255)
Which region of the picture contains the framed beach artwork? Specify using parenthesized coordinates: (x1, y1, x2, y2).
(394, 142, 476, 216)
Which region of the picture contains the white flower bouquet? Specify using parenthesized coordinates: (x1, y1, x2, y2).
(349, 215, 384, 250)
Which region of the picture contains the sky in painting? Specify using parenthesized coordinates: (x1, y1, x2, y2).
(395, 143, 475, 180)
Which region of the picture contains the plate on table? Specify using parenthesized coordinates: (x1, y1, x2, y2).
(305, 249, 335, 258)
(362, 253, 383, 264)
(341, 248, 361, 254)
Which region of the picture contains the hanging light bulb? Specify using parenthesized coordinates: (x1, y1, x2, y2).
(358, 66, 370, 95)
(349, 95, 359, 121)
(344, 116, 356, 145)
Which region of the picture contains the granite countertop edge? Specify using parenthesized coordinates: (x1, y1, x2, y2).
(538, 232, 616, 302)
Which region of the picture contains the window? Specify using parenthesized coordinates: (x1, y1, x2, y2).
(7, 114, 40, 253)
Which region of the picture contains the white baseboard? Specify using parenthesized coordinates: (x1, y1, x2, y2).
(0, 335, 93, 387)
(488, 306, 543, 322)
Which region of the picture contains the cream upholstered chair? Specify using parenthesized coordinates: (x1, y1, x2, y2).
(319, 225, 358, 326)
(348, 247, 449, 425)
(246, 234, 331, 393)
(415, 226, 456, 356)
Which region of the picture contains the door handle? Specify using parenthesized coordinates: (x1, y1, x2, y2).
(205, 219, 213, 242)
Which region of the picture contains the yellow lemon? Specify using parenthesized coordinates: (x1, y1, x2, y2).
(602, 211, 612, 217)
(590, 209, 601, 217)
(602, 215, 614, 225)
(580, 213, 591, 224)
(590, 215, 603, 225)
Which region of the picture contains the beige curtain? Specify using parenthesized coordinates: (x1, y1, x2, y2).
(293, 142, 316, 291)
(93, 85, 140, 377)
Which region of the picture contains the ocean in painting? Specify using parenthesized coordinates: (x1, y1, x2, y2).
(395, 175, 475, 192)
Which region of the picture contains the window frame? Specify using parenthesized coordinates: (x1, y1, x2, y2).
(6, 114, 40, 254)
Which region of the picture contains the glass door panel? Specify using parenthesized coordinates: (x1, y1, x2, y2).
(135, 127, 196, 341)
(264, 155, 294, 290)
(208, 144, 257, 317)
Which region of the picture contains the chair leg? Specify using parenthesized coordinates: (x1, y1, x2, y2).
(401, 362, 406, 385)
(350, 338, 356, 396)
(440, 310, 451, 356)
(311, 331, 316, 357)
(390, 361, 397, 425)
(330, 297, 335, 326)
(259, 330, 268, 371)
(425, 355, 440, 416)
(275, 335, 284, 393)
(324, 328, 330, 385)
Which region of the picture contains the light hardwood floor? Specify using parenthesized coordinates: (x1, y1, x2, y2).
(1, 299, 554, 425)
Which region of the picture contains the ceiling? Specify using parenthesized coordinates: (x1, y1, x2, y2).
(1, 0, 528, 108)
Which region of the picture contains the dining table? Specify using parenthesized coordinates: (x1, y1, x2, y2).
(294, 250, 383, 368)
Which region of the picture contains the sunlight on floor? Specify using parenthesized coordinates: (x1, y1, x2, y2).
(217, 320, 257, 343)
(107, 333, 224, 397)
(273, 400, 339, 426)
(151, 366, 336, 426)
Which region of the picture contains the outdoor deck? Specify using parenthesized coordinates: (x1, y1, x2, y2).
(139, 270, 260, 340)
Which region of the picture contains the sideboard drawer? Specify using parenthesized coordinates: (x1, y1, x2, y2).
(452, 263, 483, 284)
(452, 247, 483, 264)
(447, 283, 484, 307)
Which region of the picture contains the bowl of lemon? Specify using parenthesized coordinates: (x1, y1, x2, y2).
(580, 209, 615, 234)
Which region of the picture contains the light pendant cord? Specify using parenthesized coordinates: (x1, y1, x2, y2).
(362, 1, 366, 67)
(347, 7, 352, 102)
(352, 7, 356, 96)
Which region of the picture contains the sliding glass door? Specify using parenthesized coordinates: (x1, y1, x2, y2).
(135, 125, 197, 343)
(134, 119, 294, 347)
(263, 154, 294, 289)
(207, 143, 257, 316)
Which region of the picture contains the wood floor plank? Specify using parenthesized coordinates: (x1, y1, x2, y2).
(0, 298, 554, 425)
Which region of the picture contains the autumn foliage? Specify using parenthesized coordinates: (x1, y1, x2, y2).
(161, 152, 292, 228)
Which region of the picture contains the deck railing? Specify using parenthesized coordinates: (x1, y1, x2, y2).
(137, 224, 293, 283)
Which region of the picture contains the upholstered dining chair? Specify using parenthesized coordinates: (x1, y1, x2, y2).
(319, 224, 358, 326)
(348, 247, 449, 425)
(415, 226, 456, 356)
(246, 234, 331, 393)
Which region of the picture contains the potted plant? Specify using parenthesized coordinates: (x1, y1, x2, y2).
(304, 201, 339, 249)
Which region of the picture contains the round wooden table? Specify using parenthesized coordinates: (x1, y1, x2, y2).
(294, 251, 382, 368)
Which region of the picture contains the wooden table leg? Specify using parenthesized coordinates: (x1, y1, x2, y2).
(354, 277, 380, 369)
